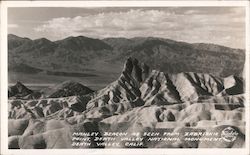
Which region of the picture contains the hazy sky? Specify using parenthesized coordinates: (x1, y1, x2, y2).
(8, 7, 245, 49)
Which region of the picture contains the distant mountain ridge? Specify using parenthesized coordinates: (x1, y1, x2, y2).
(8, 34, 245, 78)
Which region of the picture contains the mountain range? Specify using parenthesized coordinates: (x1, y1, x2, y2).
(8, 34, 245, 87)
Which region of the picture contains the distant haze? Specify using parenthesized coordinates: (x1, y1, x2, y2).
(8, 7, 245, 49)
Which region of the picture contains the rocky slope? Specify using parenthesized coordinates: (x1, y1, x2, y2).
(8, 58, 245, 149)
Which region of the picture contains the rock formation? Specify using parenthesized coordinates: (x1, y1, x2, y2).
(8, 58, 245, 149)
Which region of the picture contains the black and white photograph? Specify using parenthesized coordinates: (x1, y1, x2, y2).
(1, 1, 249, 154)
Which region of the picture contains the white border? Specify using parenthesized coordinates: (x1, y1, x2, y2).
(1, 1, 249, 155)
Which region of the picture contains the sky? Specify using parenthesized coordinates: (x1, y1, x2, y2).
(8, 7, 245, 49)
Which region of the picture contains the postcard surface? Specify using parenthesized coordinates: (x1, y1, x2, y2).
(1, 1, 249, 155)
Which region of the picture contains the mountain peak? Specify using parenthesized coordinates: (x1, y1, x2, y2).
(122, 57, 150, 85)
(15, 81, 25, 87)
(8, 34, 32, 50)
(14, 81, 32, 92)
(55, 35, 112, 51)
(43, 80, 94, 98)
(8, 81, 33, 98)
(33, 37, 52, 43)
(63, 35, 92, 41)
(8, 34, 30, 40)
(8, 34, 19, 39)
